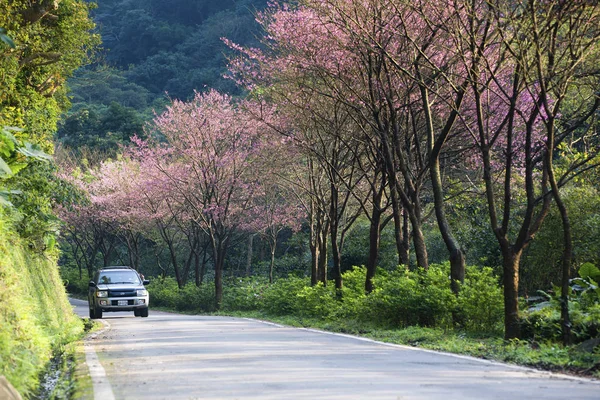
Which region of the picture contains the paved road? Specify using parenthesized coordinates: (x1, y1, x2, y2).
(70, 298, 599, 400)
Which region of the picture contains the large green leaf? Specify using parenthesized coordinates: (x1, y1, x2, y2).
(0, 27, 15, 48)
(0, 156, 13, 177)
(18, 142, 52, 162)
(578, 262, 600, 281)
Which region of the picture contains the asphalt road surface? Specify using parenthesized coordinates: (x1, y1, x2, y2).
(69, 298, 599, 400)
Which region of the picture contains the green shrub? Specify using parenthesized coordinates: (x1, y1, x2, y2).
(222, 277, 269, 311)
(261, 276, 308, 315)
(295, 282, 339, 319)
(147, 277, 216, 312)
(457, 266, 504, 333)
(60, 266, 90, 296)
(336, 266, 368, 319)
(365, 264, 456, 328)
(146, 277, 180, 308)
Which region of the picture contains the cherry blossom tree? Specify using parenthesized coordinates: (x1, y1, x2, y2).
(135, 90, 266, 308)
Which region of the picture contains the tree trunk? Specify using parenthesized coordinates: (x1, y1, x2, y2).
(502, 248, 522, 340)
(269, 241, 276, 284)
(546, 134, 573, 345)
(329, 184, 342, 291)
(212, 234, 228, 311)
(318, 230, 328, 285)
(246, 234, 254, 277)
(401, 211, 410, 268)
(366, 185, 383, 293)
(410, 212, 428, 270)
(166, 240, 182, 289)
(430, 156, 465, 294)
(392, 199, 408, 267)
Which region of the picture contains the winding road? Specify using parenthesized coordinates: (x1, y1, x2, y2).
(70, 298, 599, 400)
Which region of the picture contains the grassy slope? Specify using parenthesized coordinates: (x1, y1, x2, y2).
(0, 210, 84, 397)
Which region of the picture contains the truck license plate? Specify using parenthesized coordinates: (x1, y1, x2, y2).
(118, 300, 128, 306)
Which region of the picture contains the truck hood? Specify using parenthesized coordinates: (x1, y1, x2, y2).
(96, 283, 141, 290)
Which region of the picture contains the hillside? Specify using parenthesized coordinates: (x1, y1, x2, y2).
(56, 0, 267, 155)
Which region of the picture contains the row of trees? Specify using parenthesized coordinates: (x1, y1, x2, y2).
(226, 0, 600, 340)
(60, 0, 600, 341)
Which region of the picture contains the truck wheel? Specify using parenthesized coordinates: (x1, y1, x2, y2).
(134, 309, 140, 317)
(94, 306, 103, 319)
(89, 307, 95, 319)
(140, 308, 149, 318)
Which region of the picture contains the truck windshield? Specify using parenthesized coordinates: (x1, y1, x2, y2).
(98, 271, 140, 284)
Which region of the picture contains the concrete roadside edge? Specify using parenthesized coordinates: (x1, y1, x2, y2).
(84, 318, 116, 400)
(242, 316, 599, 385)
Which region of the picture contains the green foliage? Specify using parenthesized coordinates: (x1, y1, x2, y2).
(56, 102, 145, 157)
(366, 264, 457, 328)
(0, 126, 52, 206)
(295, 282, 339, 319)
(457, 266, 504, 333)
(522, 186, 600, 294)
(521, 264, 600, 343)
(0, 0, 99, 142)
(222, 277, 269, 311)
(260, 276, 309, 315)
(7, 162, 64, 251)
(336, 266, 368, 319)
(61, 266, 89, 296)
(578, 262, 600, 283)
(146, 277, 216, 313)
(0, 27, 15, 48)
(0, 211, 84, 397)
(341, 218, 399, 271)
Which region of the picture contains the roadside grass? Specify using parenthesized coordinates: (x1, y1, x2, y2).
(35, 318, 100, 400)
(213, 310, 600, 379)
(0, 213, 85, 398)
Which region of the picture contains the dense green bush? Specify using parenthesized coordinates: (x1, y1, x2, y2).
(61, 265, 90, 296)
(365, 264, 456, 328)
(295, 282, 339, 319)
(147, 278, 216, 313)
(336, 266, 369, 319)
(521, 264, 600, 343)
(457, 266, 504, 333)
(260, 276, 308, 315)
(222, 277, 269, 311)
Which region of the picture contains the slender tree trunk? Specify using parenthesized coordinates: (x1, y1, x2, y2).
(410, 211, 428, 269)
(366, 185, 383, 293)
(546, 122, 573, 345)
(212, 234, 229, 311)
(269, 237, 276, 284)
(246, 234, 254, 277)
(197, 247, 208, 287)
(430, 157, 465, 293)
(166, 240, 182, 289)
(318, 229, 328, 285)
(309, 199, 319, 286)
(329, 184, 342, 291)
(555, 194, 573, 346)
(502, 247, 522, 339)
(401, 211, 410, 268)
(391, 199, 407, 267)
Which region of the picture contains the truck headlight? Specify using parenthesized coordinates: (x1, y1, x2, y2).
(137, 289, 148, 296)
(96, 291, 108, 298)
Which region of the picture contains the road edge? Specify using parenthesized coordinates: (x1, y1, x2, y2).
(84, 318, 116, 400)
(242, 317, 600, 385)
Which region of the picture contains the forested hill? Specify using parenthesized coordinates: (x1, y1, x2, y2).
(57, 0, 266, 154)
